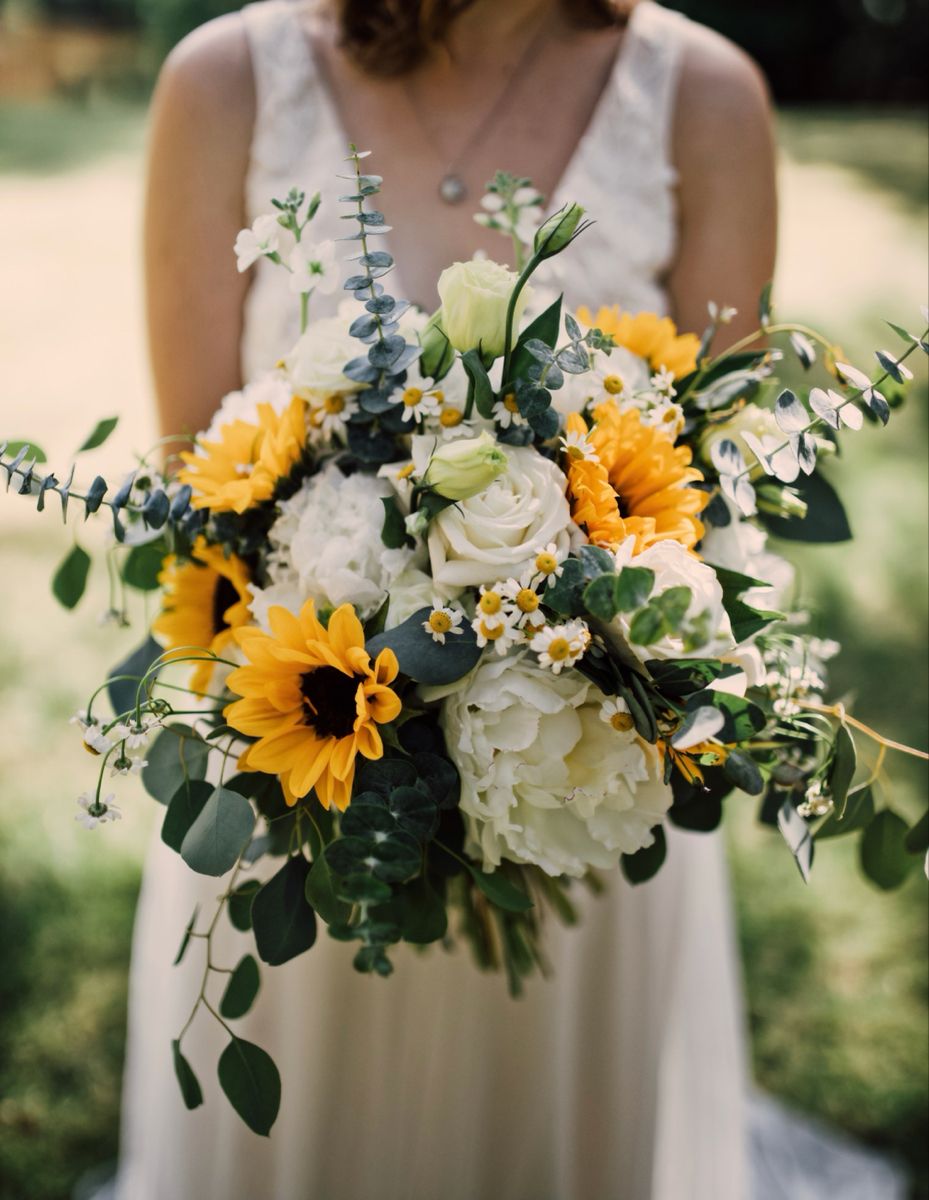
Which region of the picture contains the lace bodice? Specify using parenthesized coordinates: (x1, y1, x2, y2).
(240, 0, 692, 383)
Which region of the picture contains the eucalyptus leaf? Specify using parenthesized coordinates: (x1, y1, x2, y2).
(52, 544, 90, 609)
(122, 541, 165, 591)
(671, 706, 725, 751)
(828, 724, 857, 813)
(142, 724, 209, 805)
(251, 856, 316, 965)
(161, 779, 213, 853)
(220, 955, 261, 1020)
(466, 863, 533, 912)
(180, 786, 256, 877)
(615, 566, 655, 611)
(172, 1040, 203, 1110)
(777, 800, 814, 883)
(620, 827, 667, 884)
(815, 785, 874, 841)
(366, 606, 482, 686)
(217, 1037, 281, 1137)
(304, 853, 353, 926)
(107, 636, 163, 718)
(904, 809, 929, 855)
(860, 810, 917, 890)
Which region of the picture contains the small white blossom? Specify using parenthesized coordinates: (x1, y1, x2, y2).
(492, 393, 527, 430)
(797, 779, 833, 819)
(399, 386, 443, 425)
(288, 238, 338, 295)
(530, 541, 567, 589)
(500, 577, 546, 630)
(600, 696, 634, 732)
(75, 792, 122, 830)
(650, 366, 677, 397)
(472, 609, 520, 655)
(642, 398, 685, 439)
(309, 392, 360, 442)
(530, 620, 590, 674)
(422, 606, 465, 644)
(70, 709, 91, 731)
(708, 301, 738, 325)
(560, 429, 598, 462)
(234, 213, 285, 272)
(83, 724, 114, 755)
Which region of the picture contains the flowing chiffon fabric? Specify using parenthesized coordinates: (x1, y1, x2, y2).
(115, 4, 749, 1197)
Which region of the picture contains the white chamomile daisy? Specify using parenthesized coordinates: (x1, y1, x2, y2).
(422, 606, 465, 644)
(530, 542, 567, 589)
(472, 611, 520, 655)
(599, 696, 635, 733)
(110, 754, 148, 778)
(492, 392, 526, 430)
(561, 429, 598, 463)
(400, 386, 443, 425)
(75, 792, 122, 830)
(530, 619, 590, 674)
(708, 301, 738, 325)
(82, 723, 114, 756)
(650, 366, 677, 398)
(309, 392, 359, 440)
(642, 399, 684, 439)
(500, 577, 546, 630)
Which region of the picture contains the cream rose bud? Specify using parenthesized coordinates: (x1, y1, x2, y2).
(411, 436, 573, 591)
(437, 259, 531, 359)
(422, 431, 508, 501)
(699, 403, 780, 469)
(284, 308, 364, 399)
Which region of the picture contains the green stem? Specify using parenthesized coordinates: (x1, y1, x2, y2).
(500, 253, 542, 387)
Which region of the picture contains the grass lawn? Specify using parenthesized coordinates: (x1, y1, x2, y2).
(0, 97, 926, 1199)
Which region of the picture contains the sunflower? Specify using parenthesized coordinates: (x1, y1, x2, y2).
(178, 395, 308, 514)
(564, 401, 708, 553)
(225, 600, 401, 811)
(152, 537, 252, 695)
(576, 306, 700, 379)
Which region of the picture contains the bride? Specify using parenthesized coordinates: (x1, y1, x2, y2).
(121, 1, 776, 1197)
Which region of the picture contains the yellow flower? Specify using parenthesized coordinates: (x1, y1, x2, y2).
(659, 740, 729, 787)
(564, 402, 707, 553)
(576, 305, 700, 378)
(225, 600, 401, 811)
(178, 395, 308, 514)
(152, 537, 252, 695)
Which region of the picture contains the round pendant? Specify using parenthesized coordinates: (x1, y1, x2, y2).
(439, 173, 467, 205)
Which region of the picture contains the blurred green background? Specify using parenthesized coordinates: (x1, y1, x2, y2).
(0, 1, 927, 1198)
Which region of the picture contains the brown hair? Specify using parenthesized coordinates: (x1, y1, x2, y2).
(333, 0, 633, 77)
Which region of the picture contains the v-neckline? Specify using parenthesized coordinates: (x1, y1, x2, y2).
(290, 0, 651, 301)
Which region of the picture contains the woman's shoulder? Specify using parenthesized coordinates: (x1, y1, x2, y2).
(154, 13, 256, 139)
(664, 8, 771, 120)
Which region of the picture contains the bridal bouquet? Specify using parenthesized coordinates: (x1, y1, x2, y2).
(3, 153, 926, 1135)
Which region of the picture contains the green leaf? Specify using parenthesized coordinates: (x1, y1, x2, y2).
(161, 779, 213, 853)
(583, 573, 620, 621)
(724, 597, 781, 644)
(380, 495, 413, 550)
(173, 905, 199, 966)
(51, 544, 90, 609)
(304, 853, 353, 926)
(76, 416, 119, 453)
(122, 541, 165, 591)
(217, 1037, 281, 1136)
(366, 606, 482, 686)
(687, 690, 767, 743)
(543, 558, 586, 617)
(335, 873, 392, 904)
(723, 750, 764, 796)
(388, 875, 448, 943)
(220, 954, 261, 1020)
(653, 586, 691, 632)
(142, 724, 210, 805)
(389, 786, 439, 840)
(860, 810, 918, 890)
(671, 706, 725, 751)
(777, 799, 814, 883)
(461, 349, 496, 419)
(620, 826, 667, 884)
(509, 295, 563, 383)
(628, 603, 668, 646)
(171, 1040, 203, 1110)
(3, 438, 47, 463)
(180, 786, 256, 877)
(828, 724, 857, 813)
(815, 785, 875, 840)
(759, 470, 852, 543)
(251, 856, 317, 965)
(615, 566, 654, 612)
(227, 879, 261, 931)
(465, 862, 533, 912)
(107, 635, 162, 717)
(904, 809, 929, 855)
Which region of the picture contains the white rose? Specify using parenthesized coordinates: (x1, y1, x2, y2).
(699, 403, 780, 468)
(437, 259, 531, 360)
(411, 437, 573, 592)
(250, 463, 419, 626)
(610, 537, 734, 661)
(284, 310, 364, 399)
(432, 652, 671, 877)
(202, 373, 292, 441)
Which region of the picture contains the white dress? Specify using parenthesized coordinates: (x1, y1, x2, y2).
(115, 4, 749, 1197)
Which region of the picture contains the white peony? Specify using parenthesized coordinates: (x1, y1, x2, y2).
(411, 437, 573, 592)
(284, 305, 364, 400)
(431, 652, 671, 877)
(610, 536, 734, 661)
(249, 463, 418, 627)
(203, 373, 293, 441)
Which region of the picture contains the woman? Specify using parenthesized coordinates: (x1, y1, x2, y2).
(122, 2, 777, 1197)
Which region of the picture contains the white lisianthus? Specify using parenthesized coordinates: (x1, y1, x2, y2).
(249, 463, 418, 627)
(412, 437, 573, 592)
(203, 373, 293, 441)
(551, 345, 652, 417)
(429, 653, 671, 877)
(234, 213, 288, 272)
(288, 238, 338, 296)
(284, 307, 364, 400)
(437, 259, 531, 359)
(610, 537, 734, 662)
(699, 403, 780, 469)
(421, 431, 509, 501)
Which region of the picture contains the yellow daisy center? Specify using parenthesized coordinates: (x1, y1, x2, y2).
(428, 610, 453, 634)
(535, 551, 558, 574)
(503, 392, 519, 413)
(480, 620, 505, 640)
(610, 712, 635, 732)
(397, 463, 415, 479)
(547, 637, 571, 661)
(515, 588, 539, 613)
(479, 591, 502, 615)
(323, 394, 346, 414)
(431, 390, 445, 404)
(440, 407, 464, 427)
(403, 386, 423, 407)
(603, 374, 624, 395)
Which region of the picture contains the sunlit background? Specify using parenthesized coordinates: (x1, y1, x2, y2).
(0, 1, 927, 1197)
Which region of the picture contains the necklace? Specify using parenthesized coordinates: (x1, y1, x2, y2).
(404, 14, 554, 205)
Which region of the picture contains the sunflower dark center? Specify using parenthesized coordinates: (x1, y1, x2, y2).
(300, 667, 362, 739)
(212, 574, 240, 635)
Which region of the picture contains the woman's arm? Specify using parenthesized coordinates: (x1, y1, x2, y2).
(668, 26, 778, 348)
(144, 16, 255, 445)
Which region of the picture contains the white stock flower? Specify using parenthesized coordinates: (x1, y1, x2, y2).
(250, 463, 418, 626)
(412, 438, 573, 592)
(203, 374, 293, 442)
(610, 537, 734, 662)
(288, 238, 338, 295)
(284, 307, 365, 400)
(432, 653, 672, 877)
(437, 259, 531, 359)
(234, 213, 288, 272)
